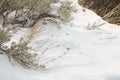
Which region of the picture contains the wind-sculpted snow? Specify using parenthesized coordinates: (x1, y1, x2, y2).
(0, 0, 120, 80)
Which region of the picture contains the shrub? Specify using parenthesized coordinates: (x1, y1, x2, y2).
(0, 28, 11, 45)
(78, 0, 120, 25)
(0, 28, 70, 69)
(6, 40, 40, 69)
(58, 1, 77, 23)
(0, 0, 60, 27)
(0, 1, 75, 69)
(0, 28, 43, 69)
(0, 0, 76, 27)
(103, 4, 120, 25)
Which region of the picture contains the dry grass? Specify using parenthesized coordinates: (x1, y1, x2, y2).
(0, 0, 60, 27)
(78, 0, 120, 25)
(58, 1, 77, 23)
(0, 27, 70, 70)
(103, 4, 120, 25)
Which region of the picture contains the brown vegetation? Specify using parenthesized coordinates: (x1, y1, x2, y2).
(0, 0, 60, 27)
(78, 0, 120, 25)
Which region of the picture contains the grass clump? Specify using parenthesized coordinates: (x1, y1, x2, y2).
(0, 28, 43, 69)
(58, 1, 77, 23)
(0, 28, 11, 45)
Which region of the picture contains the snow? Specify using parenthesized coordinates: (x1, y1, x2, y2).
(0, 0, 120, 80)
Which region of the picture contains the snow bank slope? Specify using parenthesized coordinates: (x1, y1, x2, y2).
(1, 0, 120, 80)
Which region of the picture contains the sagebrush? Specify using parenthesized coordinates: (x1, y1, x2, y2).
(0, 28, 70, 69)
(78, 0, 120, 25)
(58, 1, 77, 23)
(0, 0, 59, 27)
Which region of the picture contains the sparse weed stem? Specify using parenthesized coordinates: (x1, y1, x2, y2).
(86, 22, 105, 30)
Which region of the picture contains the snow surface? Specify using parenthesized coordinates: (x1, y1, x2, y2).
(0, 0, 120, 80)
